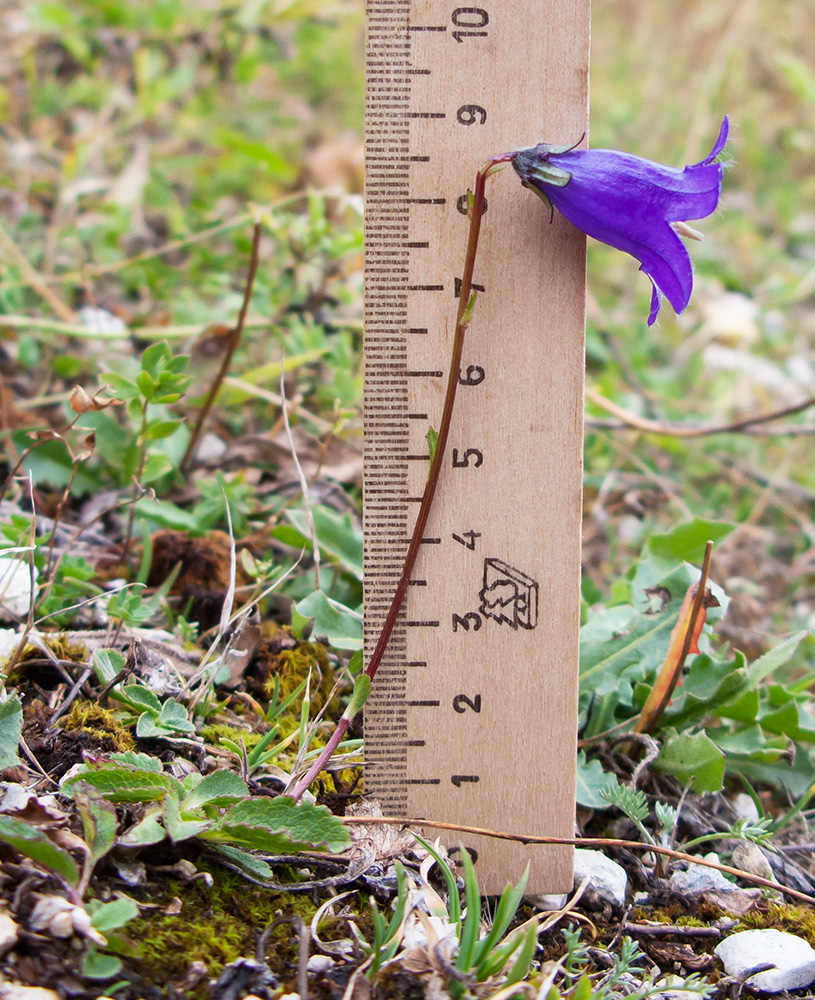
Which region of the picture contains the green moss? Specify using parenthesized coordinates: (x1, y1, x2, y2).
(125, 862, 322, 990)
(739, 903, 815, 944)
(257, 630, 336, 716)
(61, 700, 135, 751)
(199, 722, 263, 751)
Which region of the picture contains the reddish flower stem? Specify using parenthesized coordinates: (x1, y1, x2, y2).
(291, 156, 512, 802)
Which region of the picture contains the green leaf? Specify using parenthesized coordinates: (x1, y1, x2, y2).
(140, 341, 169, 379)
(81, 949, 123, 980)
(113, 684, 161, 714)
(580, 565, 691, 698)
(75, 791, 118, 865)
(646, 519, 734, 564)
(426, 426, 439, 464)
(164, 792, 210, 842)
(0, 696, 23, 769)
(90, 897, 139, 934)
(118, 805, 166, 847)
(156, 698, 196, 733)
(282, 505, 363, 583)
(742, 631, 809, 690)
(0, 815, 80, 888)
(143, 419, 183, 441)
(110, 751, 163, 772)
(104, 372, 141, 400)
(654, 730, 724, 792)
(62, 766, 182, 803)
(294, 590, 362, 650)
(201, 796, 350, 853)
(211, 844, 277, 882)
(182, 770, 249, 812)
(342, 674, 370, 720)
(575, 751, 620, 809)
(91, 648, 125, 685)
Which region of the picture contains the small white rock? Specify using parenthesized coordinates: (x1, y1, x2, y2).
(307, 954, 335, 974)
(732, 842, 775, 883)
(529, 893, 569, 912)
(715, 929, 815, 992)
(0, 911, 18, 953)
(670, 854, 732, 894)
(573, 849, 627, 907)
(0, 557, 37, 617)
(0, 984, 62, 1000)
(732, 792, 760, 824)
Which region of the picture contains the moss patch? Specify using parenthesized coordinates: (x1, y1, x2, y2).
(126, 862, 322, 991)
(61, 700, 136, 752)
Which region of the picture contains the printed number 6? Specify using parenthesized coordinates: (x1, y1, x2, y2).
(456, 105, 486, 126)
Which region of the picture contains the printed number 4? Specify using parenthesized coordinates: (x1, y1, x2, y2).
(453, 530, 480, 549)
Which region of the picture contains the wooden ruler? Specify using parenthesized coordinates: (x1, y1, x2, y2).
(363, 0, 590, 894)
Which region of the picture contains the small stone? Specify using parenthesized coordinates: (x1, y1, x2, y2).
(573, 849, 627, 907)
(529, 893, 568, 912)
(0, 984, 62, 1000)
(732, 793, 760, 824)
(0, 912, 18, 953)
(307, 955, 335, 974)
(731, 842, 775, 883)
(715, 929, 815, 992)
(670, 854, 732, 894)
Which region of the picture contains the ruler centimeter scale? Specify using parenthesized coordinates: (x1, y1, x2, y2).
(363, 0, 591, 893)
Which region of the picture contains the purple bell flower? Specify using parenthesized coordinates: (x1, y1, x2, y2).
(510, 117, 730, 325)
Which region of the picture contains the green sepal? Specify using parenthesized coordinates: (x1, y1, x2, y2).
(342, 674, 371, 720)
(426, 427, 439, 464)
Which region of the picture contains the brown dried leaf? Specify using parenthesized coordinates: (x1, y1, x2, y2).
(68, 386, 121, 414)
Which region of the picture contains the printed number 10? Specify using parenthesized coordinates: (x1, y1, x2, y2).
(452, 7, 488, 42)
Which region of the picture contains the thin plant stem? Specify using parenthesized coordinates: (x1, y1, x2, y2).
(290, 155, 513, 802)
(180, 220, 262, 473)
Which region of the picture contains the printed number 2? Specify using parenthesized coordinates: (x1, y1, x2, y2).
(453, 693, 482, 713)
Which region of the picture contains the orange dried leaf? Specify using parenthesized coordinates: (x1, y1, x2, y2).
(634, 581, 720, 734)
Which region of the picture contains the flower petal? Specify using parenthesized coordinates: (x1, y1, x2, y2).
(511, 117, 729, 322)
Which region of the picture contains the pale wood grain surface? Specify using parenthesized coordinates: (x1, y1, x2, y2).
(364, 0, 590, 893)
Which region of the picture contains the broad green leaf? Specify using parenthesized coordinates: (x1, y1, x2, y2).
(580, 566, 691, 697)
(742, 631, 809, 690)
(646, 519, 735, 565)
(90, 897, 139, 933)
(654, 730, 724, 792)
(722, 742, 815, 797)
(662, 651, 748, 728)
(0, 815, 80, 888)
(110, 751, 163, 772)
(156, 699, 196, 733)
(81, 950, 123, 980)
(92, 648, 125, 685)
(182, 770, 248, 813)
(284, 505, 363, 582)
(294, 590, 362, 651)
(212, 844, 277, 882)
(201, 796, 350, 853)
(760, 699, 815, 743)
(62, 766, 182, 803)
(118, 805, 166, 847)
(75, 791, 117, 865)
(164, 793, 209, 842)
(575, 752, 620, 809)
(0, 696, 23, 769)
(113, 684, 161, 714)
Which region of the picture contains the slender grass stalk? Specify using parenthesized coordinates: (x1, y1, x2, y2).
(290, 154, 513, 802)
